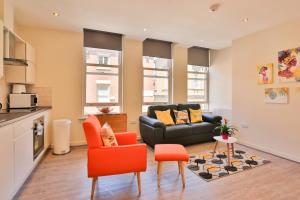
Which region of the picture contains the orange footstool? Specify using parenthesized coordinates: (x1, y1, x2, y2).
(154, 144, 189, 188)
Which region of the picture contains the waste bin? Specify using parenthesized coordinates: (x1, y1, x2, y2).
(53, 119, 71, 155)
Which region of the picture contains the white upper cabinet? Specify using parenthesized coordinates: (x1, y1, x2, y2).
(4, 40, 36, 84)
(26, 43, 36, 64)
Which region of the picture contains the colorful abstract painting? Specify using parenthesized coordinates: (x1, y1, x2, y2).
(278, 47, 300, 82)
(257, 64, 273, 84)
(264, 88, 288, 104)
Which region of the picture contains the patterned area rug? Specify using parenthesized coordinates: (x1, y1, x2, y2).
(187, 149, 271, 181)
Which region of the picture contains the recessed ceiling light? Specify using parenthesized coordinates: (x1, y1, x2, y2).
(52, 12, 59, 17)
(243, 18, 249, 22)
(143, 28, 147, 32)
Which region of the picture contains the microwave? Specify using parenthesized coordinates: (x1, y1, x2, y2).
(9, 94, 38, 109)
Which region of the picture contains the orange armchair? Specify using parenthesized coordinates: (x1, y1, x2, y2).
(82, 115, 147, 199)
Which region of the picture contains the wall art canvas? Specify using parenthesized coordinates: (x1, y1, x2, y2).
(257, 63, 273, 84)
(278, 47, 300, 82)
(264, 88, 288, 104)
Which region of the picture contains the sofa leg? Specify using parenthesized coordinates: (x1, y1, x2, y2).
(137, 172, 141, 195)
(177, 161, 181, 174)
(91, 177, 97, 200)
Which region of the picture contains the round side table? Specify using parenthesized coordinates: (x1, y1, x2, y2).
(212, 136, 237, 165)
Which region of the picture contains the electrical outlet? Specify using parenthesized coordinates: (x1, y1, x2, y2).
(241, 124, 249, 129)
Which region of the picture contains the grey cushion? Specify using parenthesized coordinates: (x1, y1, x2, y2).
(164, 122, 214, 139)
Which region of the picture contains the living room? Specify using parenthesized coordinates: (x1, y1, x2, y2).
(0, 0, 299, 200)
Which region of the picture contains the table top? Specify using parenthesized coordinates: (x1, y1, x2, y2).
(213, 136, 237, 144)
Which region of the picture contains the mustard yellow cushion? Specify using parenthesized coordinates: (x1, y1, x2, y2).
(189, 108, 203, 123)
(173, 110, 190, 124)
(155, 109, 175, 125)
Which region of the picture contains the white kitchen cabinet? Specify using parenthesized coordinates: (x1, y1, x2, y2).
(14, 129, 33, 190)
(4, 41, 36, 84)
(0, 125, 14, 200)
(26, 43, 35, 64)
(0, 20, 3, 78)
(0, 109, 51, 199)
(4, 61, 35, 84)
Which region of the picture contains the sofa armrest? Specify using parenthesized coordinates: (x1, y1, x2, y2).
(202, 113, 222, 124)
(115, 132, 137, 145)
(139, 116, 166, 129)
(88, 144, 147, 177)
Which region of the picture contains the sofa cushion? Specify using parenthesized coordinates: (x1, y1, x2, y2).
(173, 109, 190, 124)
(155, 109, 175, 125)
(147, 104, 178, 120)
(189, 108, 203, 123)
(189, 122, 215, 135)
(164, 122, 215, 139)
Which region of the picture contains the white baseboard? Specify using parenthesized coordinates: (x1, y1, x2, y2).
(70, 140, 87, 146)
(238, 139, 300, 163)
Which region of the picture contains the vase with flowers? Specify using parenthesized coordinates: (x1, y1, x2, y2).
(214, 118, 237, 140)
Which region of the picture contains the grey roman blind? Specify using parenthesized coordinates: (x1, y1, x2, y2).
(188, 46, 209, 67)
(83, 28, 122, 50)
(143, 38, 172, 59)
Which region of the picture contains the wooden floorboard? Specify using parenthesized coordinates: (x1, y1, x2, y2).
(15, 142, 300, 200)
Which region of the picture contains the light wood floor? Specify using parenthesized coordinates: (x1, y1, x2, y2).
(15, 142, 300, 200)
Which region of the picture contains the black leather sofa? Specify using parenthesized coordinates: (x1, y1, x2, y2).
(139, 104, 222, 147)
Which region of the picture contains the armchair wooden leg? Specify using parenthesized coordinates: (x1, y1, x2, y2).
(180, 161, 185, 188)
(134, 172, 137, 176)
(177, 161, 181, 174)
(91, 177, 98, 200)
(157, 161, 161, 187)
(137, 172, 141, 195)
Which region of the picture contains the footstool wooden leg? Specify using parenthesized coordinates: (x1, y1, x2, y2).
(177, 161, 181, 174)
(180, 161, 185, 188)
(213, 141, 218, 157)
(157, 161, 161, 188)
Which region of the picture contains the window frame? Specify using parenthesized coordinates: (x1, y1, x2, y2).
(83, 48, 123, 108)
(142, 56, 173, 106)
(187, 65, 209, 110)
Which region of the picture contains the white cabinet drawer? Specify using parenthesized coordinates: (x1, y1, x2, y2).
(13, 117, 34, 139)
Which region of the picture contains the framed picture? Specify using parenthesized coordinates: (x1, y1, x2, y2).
(257, 63, 273, 84)
(264, 88, 289, 104)
(278, 47, 300, 82)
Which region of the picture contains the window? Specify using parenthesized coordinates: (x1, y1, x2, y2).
(187, 46, 210, 111)
(187, 65, 209, 110)
(142, 56, 172, 113)
(84, 47, 122, 114)
(83, 29, 122, 115)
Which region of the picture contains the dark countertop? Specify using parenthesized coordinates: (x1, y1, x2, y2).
(0, 107, 52, 128)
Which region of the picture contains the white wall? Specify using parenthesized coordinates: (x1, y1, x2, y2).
(173, 44, 188, 104)
(210, 47, 232, 120)
(232, 19, 300, 162)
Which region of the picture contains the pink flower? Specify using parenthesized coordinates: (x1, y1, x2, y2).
(224, 118, 228, 125)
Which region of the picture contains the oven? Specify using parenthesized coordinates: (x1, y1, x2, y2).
(33, 116, 44, 160)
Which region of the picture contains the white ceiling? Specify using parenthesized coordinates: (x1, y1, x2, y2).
(13, 0, 300, 49)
